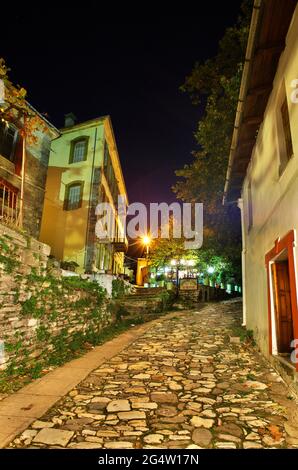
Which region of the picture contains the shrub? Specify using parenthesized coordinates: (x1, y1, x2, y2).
(60, 260, 79, 272)
(159, 290, 176, 312)
(112, 278, 128, 299)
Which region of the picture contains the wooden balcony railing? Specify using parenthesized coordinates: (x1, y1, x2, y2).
(0, 179, 20, 227)
(97, 236, 128, 253)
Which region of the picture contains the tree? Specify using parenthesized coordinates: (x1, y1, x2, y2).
(173, 0, 253, 279)
(150, 237, 189, 268)
(0, 58, 48, 227)
(150, 235, 240, 286)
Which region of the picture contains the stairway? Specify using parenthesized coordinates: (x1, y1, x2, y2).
(116, 287, 168, 320)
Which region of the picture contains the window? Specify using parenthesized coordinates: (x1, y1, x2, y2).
(64, 182, 83, 210)
(69, 137, 88, 163)
(278, 94, 294, 176)
(0, 178, 19, 225)
(247, 181, 253, 232)
(0, 122, 18, 162)
(281, 98, 293, 162)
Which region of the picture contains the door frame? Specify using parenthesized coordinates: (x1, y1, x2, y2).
(265, 230, 298, 371)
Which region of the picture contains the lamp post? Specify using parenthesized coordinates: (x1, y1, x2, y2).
(170, 259, 179, 297)
(142, 235, 151, 259)
(142, 235, 151, 286)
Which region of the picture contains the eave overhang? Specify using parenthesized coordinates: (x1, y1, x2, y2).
(223, 0, 297, 205)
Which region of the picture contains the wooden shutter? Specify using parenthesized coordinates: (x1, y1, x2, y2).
(281, 98, 293, 161)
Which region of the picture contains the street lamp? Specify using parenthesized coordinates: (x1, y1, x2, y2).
(142, 235, 151, 258)
(141, 235, 151, 287)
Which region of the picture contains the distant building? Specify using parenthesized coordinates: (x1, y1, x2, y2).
(0, 105, 59, 238)
(224, 0, 298, 378)
(136, 258, 150, 286)
(40, 114, 128, 274)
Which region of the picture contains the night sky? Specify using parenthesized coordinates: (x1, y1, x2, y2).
(2, 4, 243, 203)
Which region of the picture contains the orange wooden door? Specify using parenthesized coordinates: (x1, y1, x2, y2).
(272, 261, 294, 353)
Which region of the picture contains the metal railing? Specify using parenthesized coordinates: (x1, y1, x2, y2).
(0, 180, 19, 227)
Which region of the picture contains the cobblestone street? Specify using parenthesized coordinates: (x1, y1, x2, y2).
(9, 302, 298, 449)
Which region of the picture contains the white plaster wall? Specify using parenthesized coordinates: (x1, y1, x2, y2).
(242, 6, 298, 357)
(92, 273, 115, 297)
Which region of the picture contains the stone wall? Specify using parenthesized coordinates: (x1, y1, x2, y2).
(0, 129, 53, 240)
(0, 223, 112, 378)
(179, 286, 234, 304)
(23, 152, 49, 240)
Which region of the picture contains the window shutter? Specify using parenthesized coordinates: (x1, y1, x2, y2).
(15, 133, 23, 176)
(281, 98, 293, 161)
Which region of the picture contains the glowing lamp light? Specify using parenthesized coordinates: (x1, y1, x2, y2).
(207, 266, 215, 275)
(142, 235, 151, 246)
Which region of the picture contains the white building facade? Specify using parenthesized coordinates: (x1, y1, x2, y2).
(224, 0, 298, 381)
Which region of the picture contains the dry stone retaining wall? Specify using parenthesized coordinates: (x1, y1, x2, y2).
(0, 223, 112, 379)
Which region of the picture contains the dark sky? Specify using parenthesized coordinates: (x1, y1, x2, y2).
(2, 4, 243, 209)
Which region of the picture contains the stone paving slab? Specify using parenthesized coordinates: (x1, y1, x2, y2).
(5, 303, 298, 449)
(0, 313, 181, 448)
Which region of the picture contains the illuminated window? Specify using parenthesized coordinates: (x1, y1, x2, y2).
(70, 137, 88, 163)
(64, 182, 83, 210)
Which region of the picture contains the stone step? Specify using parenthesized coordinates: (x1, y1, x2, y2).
(134, 287, 164, 295)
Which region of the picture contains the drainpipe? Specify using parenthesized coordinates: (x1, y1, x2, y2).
(238, 198, 247, 326)
(18, 127, 26, 228)
(223, 0, 262, 205)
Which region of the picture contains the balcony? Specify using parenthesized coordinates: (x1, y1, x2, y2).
(0, 179, 20, 228)
(112, 237, 128, 253)
(97, 236, 128, 253)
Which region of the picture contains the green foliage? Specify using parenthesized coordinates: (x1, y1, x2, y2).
(5, 340, 22, 354)
(21, 297, 37, 314)
(150, 236, 240, 284)
(155, 273, 166, 283)
(36, 325, 50, 342)
(21, 296, 45, 318)
(73, 297, 92, 309)
(150, 237, 186, 268)
(0, 237, 10, 253)
(60, 260, 79, 272)
(159, 290, 176, 312)
(62, 276, 106, 304)
(0, 253, 20, 274)
(49, 310, 59, 321)
(30, 363, 43, 379)
(112, 278, 128, 299)
(231, 325, 255, 345)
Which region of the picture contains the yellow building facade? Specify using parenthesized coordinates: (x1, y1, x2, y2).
(40, 114, 128, 274)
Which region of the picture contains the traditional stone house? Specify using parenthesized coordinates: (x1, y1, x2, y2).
(0, 105, 59, 238)
(223, 0, 298, 381)
(40, 114, 128, 274)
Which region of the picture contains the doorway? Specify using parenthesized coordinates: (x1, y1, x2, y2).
(271, 259, 294, 354)
(266, 231, 298, 372)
